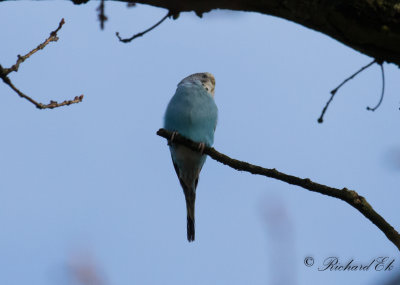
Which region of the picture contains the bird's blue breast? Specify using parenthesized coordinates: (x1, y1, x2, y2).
(164, 82, 218, 146)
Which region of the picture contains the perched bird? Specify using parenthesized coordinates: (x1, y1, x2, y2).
(164, 72, 218, 242)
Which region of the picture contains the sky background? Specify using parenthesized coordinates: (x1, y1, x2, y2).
(0, 2, 399, 285)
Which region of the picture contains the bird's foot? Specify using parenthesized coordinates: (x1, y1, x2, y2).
(168, 131, 178, 145)
(198, 142, 205, 154)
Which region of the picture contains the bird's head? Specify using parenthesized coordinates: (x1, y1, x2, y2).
(179, 72, 216, 97)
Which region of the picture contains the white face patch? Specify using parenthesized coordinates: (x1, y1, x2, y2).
(202, 81, 215, 96)
(178, 72, 216, 97)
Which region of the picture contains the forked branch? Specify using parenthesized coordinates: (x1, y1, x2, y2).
(0, 18, 84, 109)
(318, 60, 376, 123)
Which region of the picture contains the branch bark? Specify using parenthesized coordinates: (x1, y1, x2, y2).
(157, 128, 400, 251)
(115, 0, 400, 67)
(0, 18, 84, 109)
(4, 1, 399, 65)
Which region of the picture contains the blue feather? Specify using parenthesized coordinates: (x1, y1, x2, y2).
(164, 81, 218, 146)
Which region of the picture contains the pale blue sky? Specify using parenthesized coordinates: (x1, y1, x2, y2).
(0, 2, 399, 285)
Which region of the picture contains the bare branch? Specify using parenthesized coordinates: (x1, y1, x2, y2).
(318, 59, 376, 123)
(122, 0, 400, 67)
(0, 73, 84, 109)
(2, 18, 65, 76)
(97, 0, 107, 30)
(0, 18, 84, 110)
(157, 128, 400, 251)
(116, 11, 171, 43)
(367, 63, 385, 112)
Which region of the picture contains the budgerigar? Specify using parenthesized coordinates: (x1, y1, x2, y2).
(164, 72, 218, 242)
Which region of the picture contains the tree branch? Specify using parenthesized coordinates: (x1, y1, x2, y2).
(2, 18, 65, 76)
(97, 0, 107, 30)
(0, 18, 84, 109)
(3, 1, 400, 65)
(121, 0, 400, 67)
(157, 128, 400, 251)
(116, 11, 171, 43)
(367, 63, 386, 112)
(317, 60, 376, 123)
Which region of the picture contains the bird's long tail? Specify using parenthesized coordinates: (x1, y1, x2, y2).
(185, 195, 196, 242)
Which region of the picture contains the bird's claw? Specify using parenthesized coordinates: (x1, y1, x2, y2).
(168, 132, 205, 154)
(168, 131, 178, 145)
(198, 142, 205, 154)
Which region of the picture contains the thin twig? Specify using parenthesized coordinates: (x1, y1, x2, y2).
(3, 18, 65, 76)
(97, 0, 108, 30)
(157, 128, 400, 251)
(0, 71, 84, 109)
(366, 63, 385, 111)
(318, 59, 376, 123)
(116, 11, 171, 43)
(0, 18, 84, 110)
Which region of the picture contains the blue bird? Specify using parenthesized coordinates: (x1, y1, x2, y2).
(164, 72, 218, 242)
